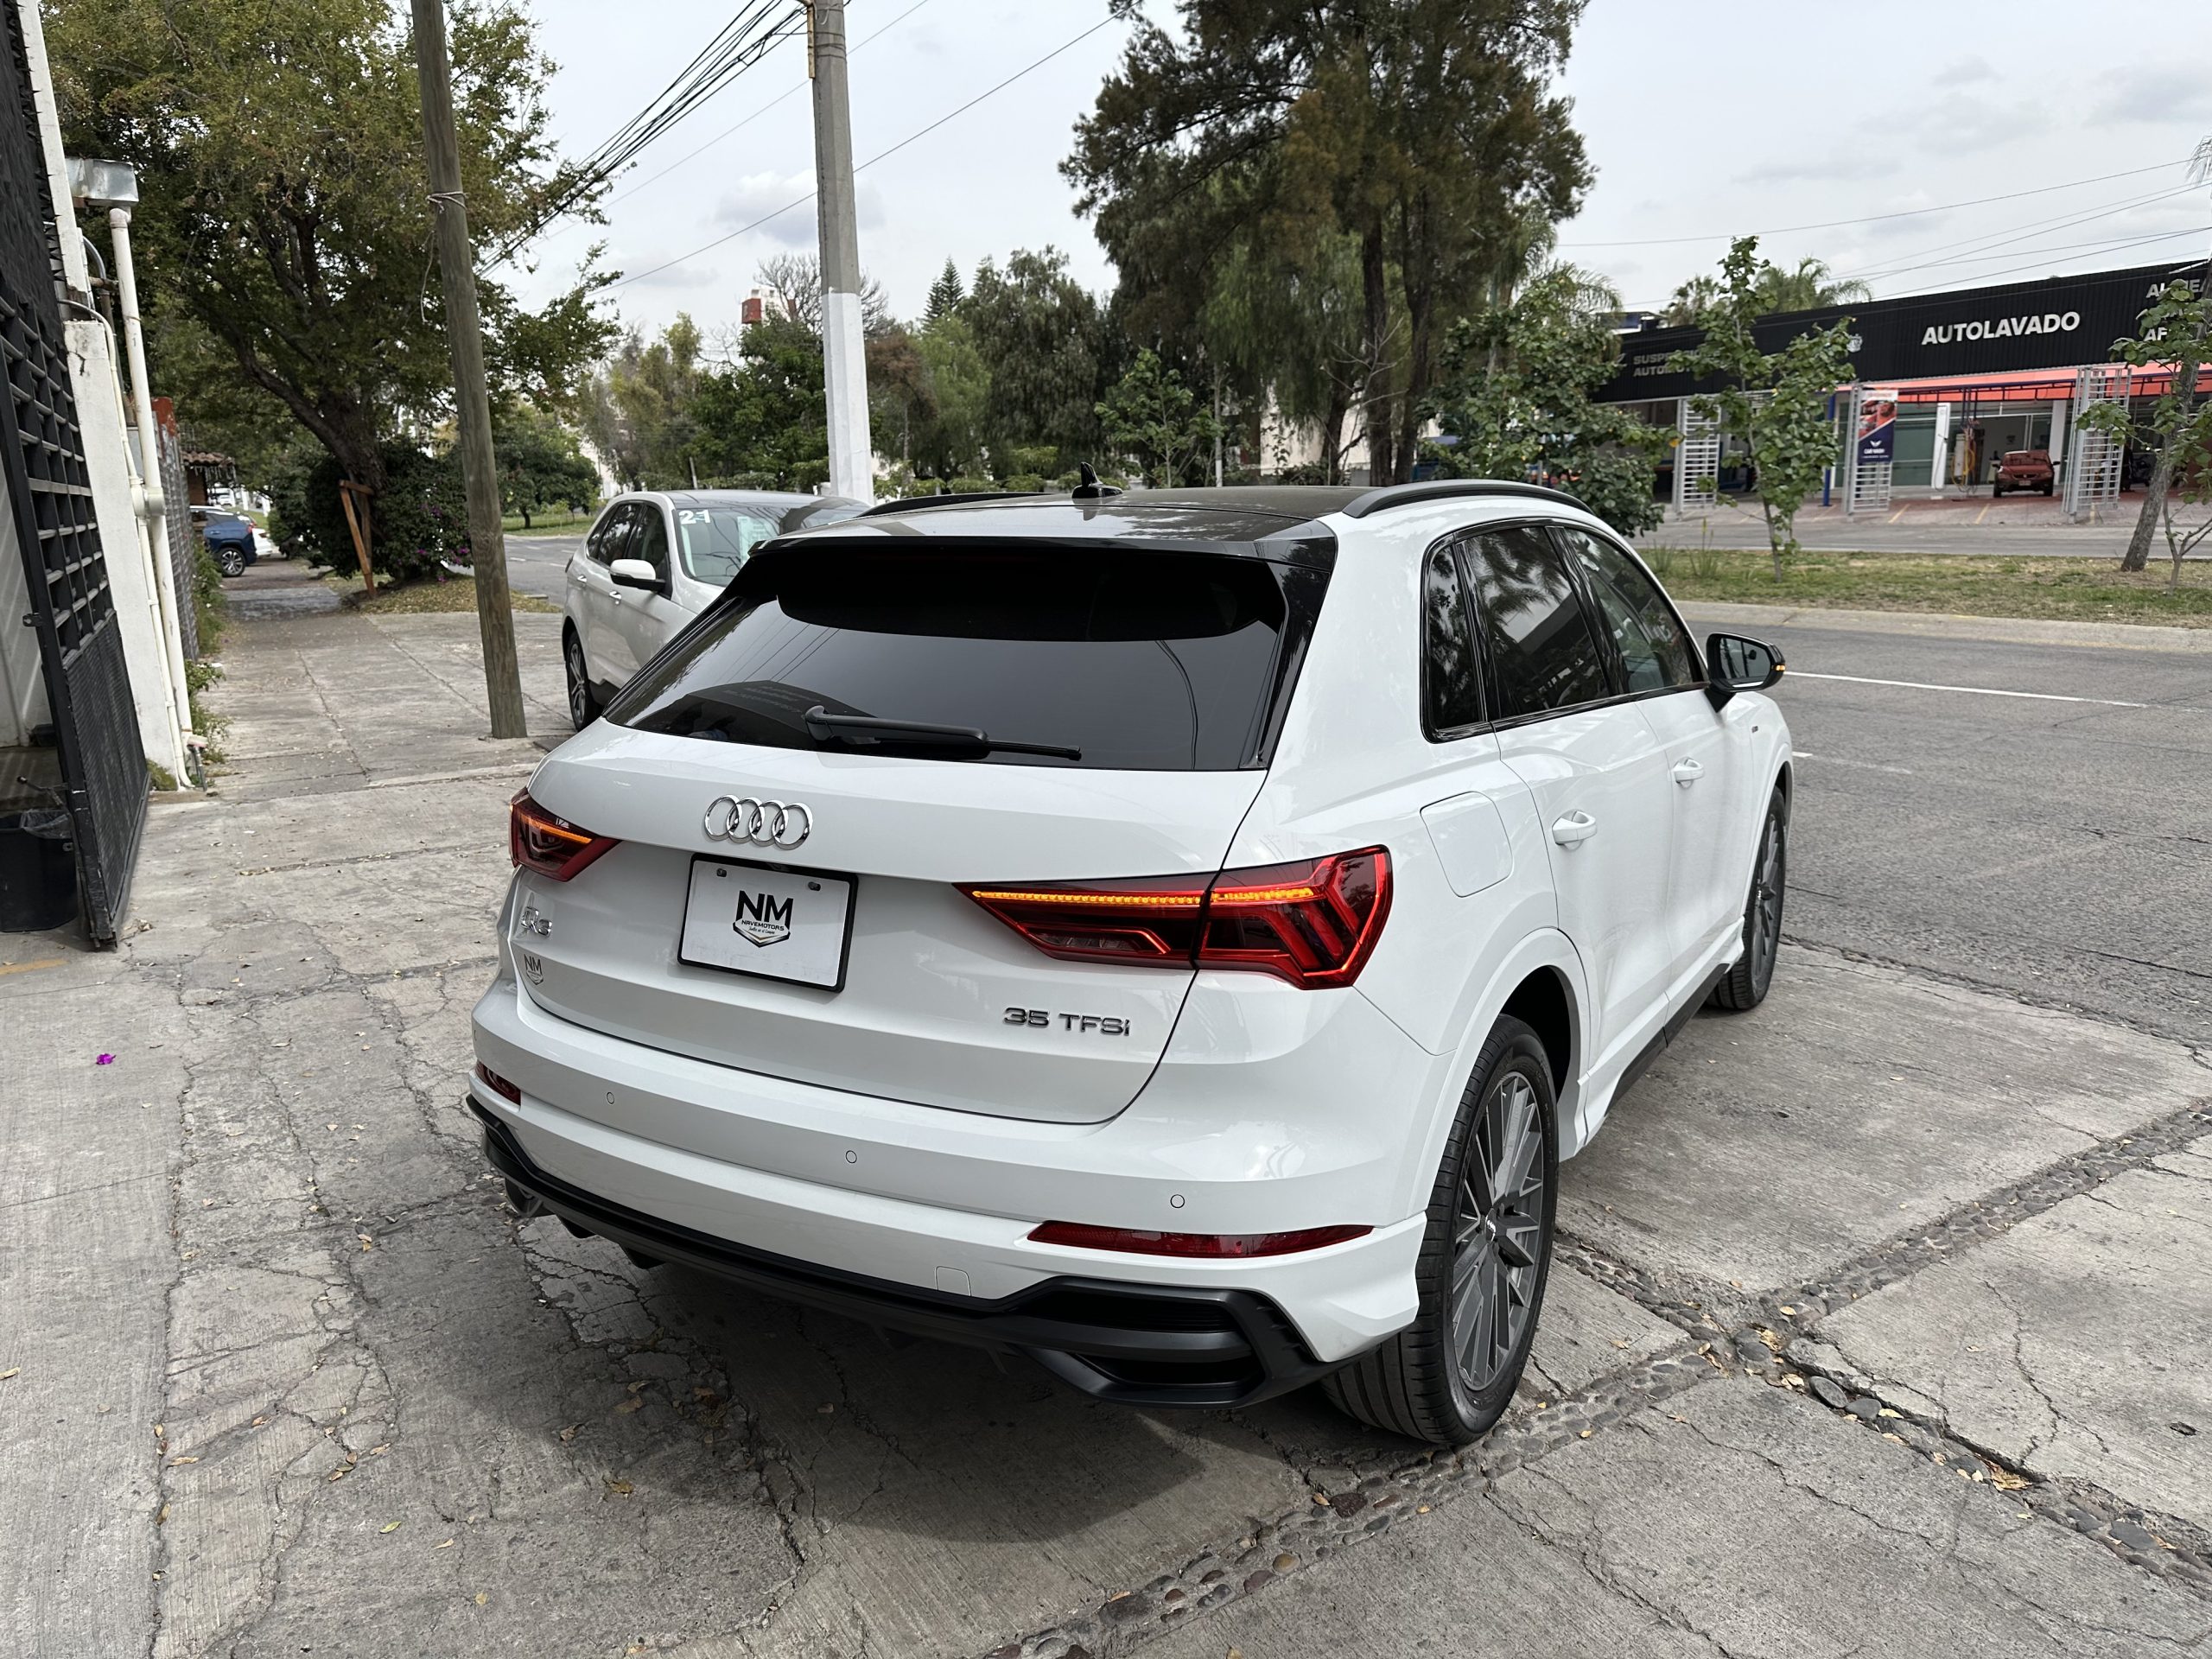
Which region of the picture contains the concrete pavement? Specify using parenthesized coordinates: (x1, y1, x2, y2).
(3, 557, 2209, 1657)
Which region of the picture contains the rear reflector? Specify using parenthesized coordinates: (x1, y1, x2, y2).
(964, 847, 1390, 988)
(473, 1061, 521, 1103)
(510, 789, 618, 881)
(1027, 1221, 1372, 1258)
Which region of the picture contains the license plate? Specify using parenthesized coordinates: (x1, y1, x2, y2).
(679, 856, 854, 989)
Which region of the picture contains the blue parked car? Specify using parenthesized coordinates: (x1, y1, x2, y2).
(190, 505, 257, 577)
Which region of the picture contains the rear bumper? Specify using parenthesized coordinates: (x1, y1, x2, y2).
(471, 1098, 1340, 1407)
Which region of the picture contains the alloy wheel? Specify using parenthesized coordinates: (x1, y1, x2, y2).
(1451, 1068, 1547, 1393)
(565, 635, 589, 728)
(1750, 811, 1785, 991)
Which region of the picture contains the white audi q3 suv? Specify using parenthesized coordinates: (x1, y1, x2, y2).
(469, 480, 1792, 1443)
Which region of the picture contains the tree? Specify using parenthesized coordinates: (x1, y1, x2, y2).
(1067, 0, 1591, 486)
(1097, 348, 1221, 486)
(692, 314, 829, 490)
(906, 315, 992, 480)
(753, 251, 893, 338)
(48, 0, 613, 498)
(966, 248, 1111, 469)
(579, 317, 704, 488)
(2119, 137, 2212, 572)
(493, 404, 597, 526)
(2083, 280, 2212, 590)
(924, 259, 966, 325)
(1425, 266, 1664, 537)
(1663, 274, 1721, 327)
(1200, 232, 1367, 482)
(1667, 238, 1856, 575)
(1753, 257, 1872, 315)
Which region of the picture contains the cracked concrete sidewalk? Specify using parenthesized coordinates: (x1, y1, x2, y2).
(6, 566, 2211, 1659)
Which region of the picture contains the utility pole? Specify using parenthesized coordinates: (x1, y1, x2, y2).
(808, 0, 874, 501)
(410, 0, 527, 738)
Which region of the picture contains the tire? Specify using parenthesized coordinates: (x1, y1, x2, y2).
(1325, 1015, 1557, 1445)
(1708, 785, 1788, 1011)
(564, 626, 601, 730)
(215, 546, 246, 578)
(2041, 482, 2054, 497)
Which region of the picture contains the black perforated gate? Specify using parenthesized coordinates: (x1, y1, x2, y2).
(1, 3, 145, 944)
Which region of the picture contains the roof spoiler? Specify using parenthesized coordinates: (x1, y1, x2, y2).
(1339, 480, 1588, 518)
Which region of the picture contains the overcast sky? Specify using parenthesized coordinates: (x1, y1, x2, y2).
(515, 0, 2212, 340)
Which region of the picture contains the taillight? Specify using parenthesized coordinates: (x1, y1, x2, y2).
(509, 789, 617, 881)
(1027, 1221, 1372, 1257)
(964, 847, 1390, 989)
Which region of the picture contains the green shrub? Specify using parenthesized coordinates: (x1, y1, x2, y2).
(277, 442, 470, 582)
(1002, 473, 1048, 494)
(947, 474, 995, 493)
(189, 543, 226, 657)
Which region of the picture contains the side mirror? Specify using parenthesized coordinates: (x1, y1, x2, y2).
(1704, 632, 1784, 709)
(609, 557, 662, 592)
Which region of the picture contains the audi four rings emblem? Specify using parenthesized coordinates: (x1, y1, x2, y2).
(703, 796, 812, 849)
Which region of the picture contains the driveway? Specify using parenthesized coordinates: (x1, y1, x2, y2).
(3, 575, 2207, 1658)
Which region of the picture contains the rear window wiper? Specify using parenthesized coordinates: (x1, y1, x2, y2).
(803, 705, 1082, 761)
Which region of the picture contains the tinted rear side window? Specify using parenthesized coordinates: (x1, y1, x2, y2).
(607, 543, 1326, 771)
(1463, 525, 1611, 719)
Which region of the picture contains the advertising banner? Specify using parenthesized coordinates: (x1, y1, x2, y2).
(1856, 394, 1897, 466)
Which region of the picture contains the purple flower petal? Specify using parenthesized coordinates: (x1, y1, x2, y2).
(96, 1053, 115, 1065)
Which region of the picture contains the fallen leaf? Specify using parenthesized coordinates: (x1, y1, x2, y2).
(1416, 1505, 1431, 1515)
(1987, 1466, 2030, 1491)
(603, 1477, 633, 1497)
(97, 1054, 115, 1065)
(474, 1592, 488, 1606)
(613, 1397, 642, 1415)
(327, 1465, 352, 1482)
(0, 1368, 19, 1382)
(370, 1443, 391, 1456)
(435, 1538, 455, 1549)
(816, 1403, 836, 1414)
(1312, 1493, 1330, 1506)
(168, 1455, 199, 1465)
(156, 1503, 169, 1526)
(1878, 1408, 1903, 1419)
(1579, 1429, 1593, 1440)
(379, 1521, 402, 1534)
(557, 1424, 580, 1443)
(626, 1379, 649, 1394)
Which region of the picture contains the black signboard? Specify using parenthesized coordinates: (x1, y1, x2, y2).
(1601, 258, 2210, 404)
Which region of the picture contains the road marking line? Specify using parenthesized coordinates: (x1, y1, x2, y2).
(1790, 752, 1916, 775)
(1789, 671, 2152, 709)
(0, 957, 67, 976)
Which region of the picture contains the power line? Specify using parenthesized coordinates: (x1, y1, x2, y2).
(609, 0, 938, 207)
(613, 12, 1120, 289)
(1560, 156, 2193, 250)
(1842, 184, 2200, 286)
(484, 2, 800, 270)
(1877, 224, 2212, 297)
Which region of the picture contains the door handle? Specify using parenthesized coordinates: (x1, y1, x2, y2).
(1551, 810, 1598, 848)
(611, 593, 624, 606)
(1672, 758, 1705, 786)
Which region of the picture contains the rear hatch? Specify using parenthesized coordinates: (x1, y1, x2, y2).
(518, 518, 1332, 1124)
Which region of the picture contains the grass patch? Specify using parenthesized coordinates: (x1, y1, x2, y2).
(1642, 545, 2212, 628)
(321, 572, 559, 614)
(501, 506, 594, 534)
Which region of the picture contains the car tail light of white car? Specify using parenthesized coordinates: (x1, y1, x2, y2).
(509, 789, 618, 881)
(963, 847, 1391, 988)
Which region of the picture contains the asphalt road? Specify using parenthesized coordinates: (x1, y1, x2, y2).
(505, 532, 585, 601)
(1688, 604, 2212, 1044)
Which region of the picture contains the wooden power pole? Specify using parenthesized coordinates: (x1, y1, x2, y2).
(410, 0, 527, 739)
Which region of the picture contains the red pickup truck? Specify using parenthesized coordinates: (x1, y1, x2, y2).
(1993, 449, 2055, 496)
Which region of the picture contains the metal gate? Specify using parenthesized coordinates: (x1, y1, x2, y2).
(2063, 364, 2131, 522)
(1673, 400, 1720, 512)
(1, 3, 145, 944)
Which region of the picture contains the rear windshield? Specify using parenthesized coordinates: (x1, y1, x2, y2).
(606, 543, 1327, 770)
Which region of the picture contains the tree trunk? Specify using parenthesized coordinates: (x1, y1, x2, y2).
(1320, 391, 1348, 486)
(1397, 278, 1433, 487)
(1360, 225, 1393, 486)
(2123, 344, 2200, 570)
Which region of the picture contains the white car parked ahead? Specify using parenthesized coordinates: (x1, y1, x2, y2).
(479, 480, 1791, 1444)
(563, 489, 867, 729)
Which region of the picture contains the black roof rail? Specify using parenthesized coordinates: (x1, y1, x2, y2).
(1339, 480, 1588, 519)
(856, 490, 1046, 518)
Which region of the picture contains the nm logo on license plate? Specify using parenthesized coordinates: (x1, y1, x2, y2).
(733, 888, 792, 947)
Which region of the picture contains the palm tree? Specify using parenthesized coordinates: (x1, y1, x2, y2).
(1752, 257, 1872, 315)
(1664, 258, 1868, 326)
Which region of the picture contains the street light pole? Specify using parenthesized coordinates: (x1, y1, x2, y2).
(808, 0, 873, 500)
(410, 0, 527, 739)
